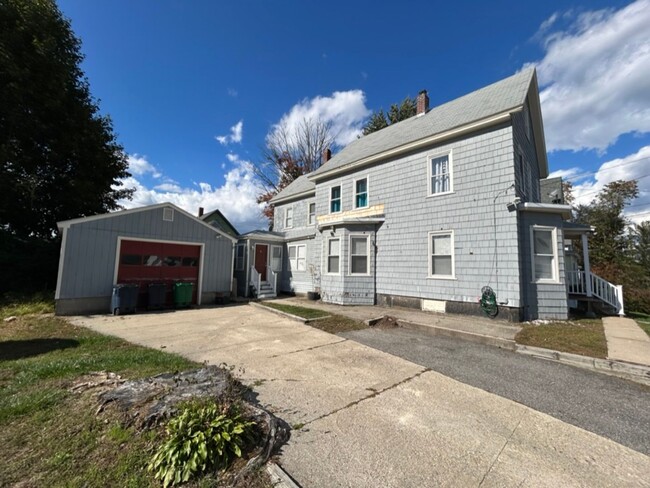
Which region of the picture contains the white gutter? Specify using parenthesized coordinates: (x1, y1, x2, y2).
(518, 202, 573, 220)
(270, 189, 316, 205)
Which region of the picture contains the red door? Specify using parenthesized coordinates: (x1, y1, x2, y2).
(255, 245, 268, 281)
(117, 240, 201, 306)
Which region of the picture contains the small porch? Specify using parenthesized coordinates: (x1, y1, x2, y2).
(564, 223, 625, 316)
(237, 231, 283, 300)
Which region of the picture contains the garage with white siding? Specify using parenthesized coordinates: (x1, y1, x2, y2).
(55, 203, 236, 315)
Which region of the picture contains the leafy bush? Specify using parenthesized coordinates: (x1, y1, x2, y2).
(625, 287, 650, 315)
(148, 400, 255, 487)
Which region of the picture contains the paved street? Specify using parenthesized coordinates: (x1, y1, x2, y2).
(342, 326, 650, 455)
(71, 306, 650, 487)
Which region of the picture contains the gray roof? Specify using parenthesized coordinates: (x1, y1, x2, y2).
(310, 68, 535, 179)
(270, 174, 315, 204)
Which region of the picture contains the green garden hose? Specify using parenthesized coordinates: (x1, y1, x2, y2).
(480, 286, 498, 318)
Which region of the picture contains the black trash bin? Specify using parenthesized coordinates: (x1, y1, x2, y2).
(110, 283, 139, 315)
(148, 283, 167, 310)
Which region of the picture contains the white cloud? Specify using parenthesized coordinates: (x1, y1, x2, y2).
(528, 0, 650, 152)
(569, 145, 650, 224)
(270, 90, 371, 148)
(215, 120, 243, 145)
(118, 153, 265, 233)
(128, 154, 162, 178)
(547, 167, 582, 180)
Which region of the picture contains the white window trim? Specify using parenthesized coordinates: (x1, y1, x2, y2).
(288, 244, 306, 272)
(530, 225, 559, 284)
(325, 237, 341, 275)
(271, 245, 283, 272)
(163, 207, 174, 221)
(235, 244, 245, 271)
(348, 234, 370, 276)
(284, 205, 294, 229)
(352, 175, 369, 209)
(427, 149, 454, 198)
(329, 184, 342, 214)
(427, 230, 456, 280)
(308, 202, 316, 225)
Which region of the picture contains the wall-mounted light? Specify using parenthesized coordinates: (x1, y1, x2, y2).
(506, 197, 521, 212)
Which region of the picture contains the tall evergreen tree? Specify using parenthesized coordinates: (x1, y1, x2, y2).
(0, 0, 133, 240)
(361, 96, 417, 136)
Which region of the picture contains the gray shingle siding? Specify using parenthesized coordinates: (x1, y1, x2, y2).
(57, 206, 234, 312)
(513, 101, 541, 203)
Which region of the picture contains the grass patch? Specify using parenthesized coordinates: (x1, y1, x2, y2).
(305, 314, 368, 334)
(516, 319, 607, 358)
(0, 310, 204, 486)
(0, 291, 54, 319)
(260, 302, 329, 319)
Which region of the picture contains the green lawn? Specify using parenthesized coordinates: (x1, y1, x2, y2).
(259, 301, 329, 319)
(629, 311, 650, 338)
(515, 319, 608, 358)
(0, 311, 201, 486)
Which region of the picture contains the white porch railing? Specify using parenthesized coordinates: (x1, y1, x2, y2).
(566, 270, 625, 315)
(250, 266, 261, 297)
(266, 265, 278, 296)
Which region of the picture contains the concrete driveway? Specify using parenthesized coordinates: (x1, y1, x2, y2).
(71, 305, 650, 488)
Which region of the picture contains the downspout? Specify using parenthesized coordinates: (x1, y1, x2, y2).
(373, 224, 378, 305)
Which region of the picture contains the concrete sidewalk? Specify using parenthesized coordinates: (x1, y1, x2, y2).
(603, 316, 650, 366)
(71, 306, 650, 487)
(275, 296, 522, 348)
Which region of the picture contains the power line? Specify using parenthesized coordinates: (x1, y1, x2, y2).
(571, 172, 650, 201)
(561, 155, 650, 182)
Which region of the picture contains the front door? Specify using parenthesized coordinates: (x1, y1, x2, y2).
(255, 245, 268, 281)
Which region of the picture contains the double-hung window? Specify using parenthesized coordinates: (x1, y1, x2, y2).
(288, 245, 306, 271)
(531, 226, 558, 282)
(271, 245, 282, 272)
(285, 206, 293, 228)
(354, 178, 368, 208)
(308, 202, 316, 225)
(327, 238, 340, 274)
(235, 244, 245, 271)
(330, 186, 341, 213)
(428, 231, 454, 278)
(429, 152, 452, 195)
(350, 235, 369, 274)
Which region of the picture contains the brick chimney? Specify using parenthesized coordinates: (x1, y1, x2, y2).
(198, 207, 204, 217)
(416, 90, 429, 116)
(322, 147, 332, 163)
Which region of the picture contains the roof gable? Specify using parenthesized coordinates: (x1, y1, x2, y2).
(57, 202, 238, 243)
(269, 174, 316, 204)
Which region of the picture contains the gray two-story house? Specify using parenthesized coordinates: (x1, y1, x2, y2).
(236, 69, 623, 321)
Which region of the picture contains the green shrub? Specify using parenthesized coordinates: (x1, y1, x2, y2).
(148, 400, 255, 487)
(625, 287, 650, 315)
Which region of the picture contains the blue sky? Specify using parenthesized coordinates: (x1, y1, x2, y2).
(57, 0, 650, 232)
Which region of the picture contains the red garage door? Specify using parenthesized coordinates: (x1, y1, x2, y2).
(117, 239, 201, 307)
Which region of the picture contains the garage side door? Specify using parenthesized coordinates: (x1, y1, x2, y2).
(117, 239, 201, 306)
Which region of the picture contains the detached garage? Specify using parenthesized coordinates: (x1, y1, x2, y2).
(55, 203, 237, 315)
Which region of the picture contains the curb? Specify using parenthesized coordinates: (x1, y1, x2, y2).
(516, 344, 650, 385)
(391, 318, 517, 351)
(266, 462, 301, 488)
(249, 302, 330, 324)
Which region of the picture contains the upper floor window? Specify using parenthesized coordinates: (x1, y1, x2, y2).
(308, 202, 316, 225)
(354, 178, 368, 208)
(330, 186, 341, 213)
(428, 231, 454, 279)
(428, 152, 452, 196)
(531, 226, 558, 282)
(285, 206, 293, 228)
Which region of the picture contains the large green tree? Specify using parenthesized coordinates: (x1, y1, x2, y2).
(361, 96, 417, 136)
(0, 0, 133, 240)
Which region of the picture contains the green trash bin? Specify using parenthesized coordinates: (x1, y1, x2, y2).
(173, 282, 194, 308)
